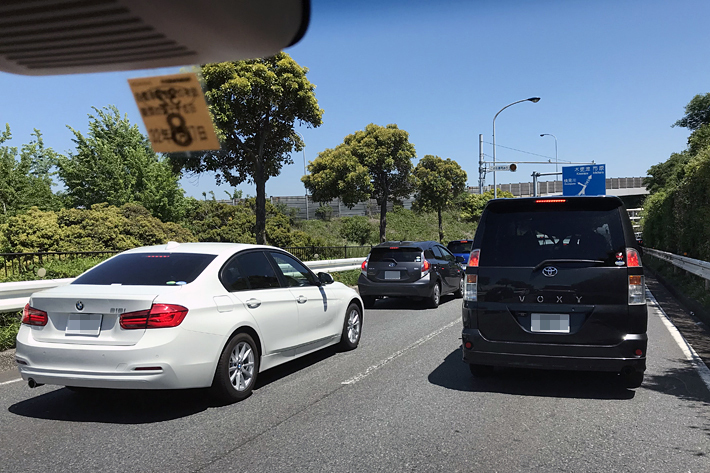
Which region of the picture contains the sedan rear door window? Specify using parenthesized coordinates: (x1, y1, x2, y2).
(235, 251, 281, 290)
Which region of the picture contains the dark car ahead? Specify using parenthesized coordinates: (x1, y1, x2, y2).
(447, 240, 474, 267)
(461, 196, 647, 388)
(358, 241, 465, 309)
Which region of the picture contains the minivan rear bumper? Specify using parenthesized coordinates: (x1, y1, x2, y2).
(461, 328, 647, 373)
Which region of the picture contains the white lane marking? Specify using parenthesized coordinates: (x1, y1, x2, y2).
(0, 377, 22, 386)
(342, 319, 460, 385)
(647, 289, 710, 392)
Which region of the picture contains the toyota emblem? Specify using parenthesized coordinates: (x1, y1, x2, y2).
(76, 301, 84, 311)
(542, 266, 558, 277)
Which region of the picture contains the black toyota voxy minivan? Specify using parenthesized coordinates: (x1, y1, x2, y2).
(461, 196, 647, 387)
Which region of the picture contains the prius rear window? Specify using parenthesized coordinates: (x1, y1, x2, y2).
(73, 253, 217, 285)
(368, 247, 422, 263)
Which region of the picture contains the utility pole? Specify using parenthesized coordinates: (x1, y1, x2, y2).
(478, 134, 484, 194)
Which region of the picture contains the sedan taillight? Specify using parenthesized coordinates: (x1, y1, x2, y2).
(22, 304, 48, 326)
(120, 304, 188, 330)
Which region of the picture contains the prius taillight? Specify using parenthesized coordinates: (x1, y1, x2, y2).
(120, 304, 188, 330)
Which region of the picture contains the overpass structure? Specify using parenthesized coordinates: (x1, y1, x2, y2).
(268, 177, 648, 220)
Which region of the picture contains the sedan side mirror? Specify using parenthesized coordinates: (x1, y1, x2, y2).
(318, 272, 335, 285)
(455, 256, 466, 264)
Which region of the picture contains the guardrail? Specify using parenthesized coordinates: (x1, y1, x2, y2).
(0, 258, 366, 313)
(644, 248, 710, 289)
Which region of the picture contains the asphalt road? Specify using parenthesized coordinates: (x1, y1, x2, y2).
(1, 290, 709, 473)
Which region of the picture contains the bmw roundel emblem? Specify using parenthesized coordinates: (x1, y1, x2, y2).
(389, 262, 396, 267)
(76, 301, 84, 311)
(542, 266, 558, 277)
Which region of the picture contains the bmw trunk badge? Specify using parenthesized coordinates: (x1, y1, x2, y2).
(542, 266, 558, 277)
(76, 301, 84, 311)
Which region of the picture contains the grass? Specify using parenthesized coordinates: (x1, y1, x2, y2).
(0, 311, 20, 352)
(331, 269, 360, 287)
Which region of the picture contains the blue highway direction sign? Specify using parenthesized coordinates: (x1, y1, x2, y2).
(562, 164, 606, 196)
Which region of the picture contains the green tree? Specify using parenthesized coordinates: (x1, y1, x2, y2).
(673, 93, 710, 131)
(460, 189, 515, 223)
(303, 124, 416, 242)
(0, 125, 61, 217)
(412, 155, 467, 242)
(57, 106, 185, 222)
(644, 151, 691, 195)
(169, 53, 323, 244)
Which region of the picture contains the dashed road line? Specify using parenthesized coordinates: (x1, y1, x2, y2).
(341, 318, 460, 385)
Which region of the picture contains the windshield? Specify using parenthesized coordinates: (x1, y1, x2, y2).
(73, 253, 216, 285)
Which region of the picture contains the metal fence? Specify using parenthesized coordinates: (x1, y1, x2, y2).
(644, 248, 710, 290)
(0, 250, 120, 279)
(281, 245, 372, 262)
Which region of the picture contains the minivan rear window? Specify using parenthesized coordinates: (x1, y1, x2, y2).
(479, 208, 625, 267)
(368, 247, 422, 263)
(73, 253, 217, 285)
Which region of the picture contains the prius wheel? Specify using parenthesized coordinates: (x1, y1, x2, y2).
(212, 332, 260, 403)
(340, 302, 363, 351)
(427, 283, 441, 308)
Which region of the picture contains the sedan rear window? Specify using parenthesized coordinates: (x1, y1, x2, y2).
(479, 208, 625, 267)
(73, 253, 217, 285)
(368, 247, 422, 263)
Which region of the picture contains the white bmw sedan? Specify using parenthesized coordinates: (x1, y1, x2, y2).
(15, 242, 363, 403)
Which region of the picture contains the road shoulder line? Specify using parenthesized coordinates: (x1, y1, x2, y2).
(647, 288, 710, 392)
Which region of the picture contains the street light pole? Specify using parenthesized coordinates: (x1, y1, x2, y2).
(540, 133, 558, 182)
(492, 97, 540, 198)
(294, 131, 309, 220)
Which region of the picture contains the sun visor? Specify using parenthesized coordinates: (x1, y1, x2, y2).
(0, 0, 310, 76)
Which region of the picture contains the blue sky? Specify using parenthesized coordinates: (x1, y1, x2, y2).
(1, 0, 708, 199)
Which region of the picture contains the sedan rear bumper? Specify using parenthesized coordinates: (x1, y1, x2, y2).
(15, 325, 222, 389)
(461, 328, 647, 373)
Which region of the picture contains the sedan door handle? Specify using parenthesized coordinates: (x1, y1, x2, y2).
(296, 295, 308, 304)
(246, 298, 261, 309)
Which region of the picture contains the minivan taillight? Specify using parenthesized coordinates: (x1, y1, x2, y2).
(626, 248, 642, 267)
(361, 259, 367, 275)
(463, 274, 478, 302)
(22, 304, 48, 326)
(628, 275, 645, 305)
(120, 304, 188, 329)
(468, 249, 480, 267)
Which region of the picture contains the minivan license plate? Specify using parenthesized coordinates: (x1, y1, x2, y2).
(384, 271, 400, 280)
(66, 313, 103, 336)
(531, 313, 570, 333)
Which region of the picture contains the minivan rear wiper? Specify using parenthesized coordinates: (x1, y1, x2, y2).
(532, 259, 605, 272)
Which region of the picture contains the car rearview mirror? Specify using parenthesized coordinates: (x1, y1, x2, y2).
(0, 0, 310, 76)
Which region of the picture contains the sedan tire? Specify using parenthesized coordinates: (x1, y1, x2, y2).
(211, 332, 260, 403)
(339, 302, 363, 351)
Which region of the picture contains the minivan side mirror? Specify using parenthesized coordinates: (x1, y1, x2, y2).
(455, 256, 466, 264)
(318, 272, 335, 285)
